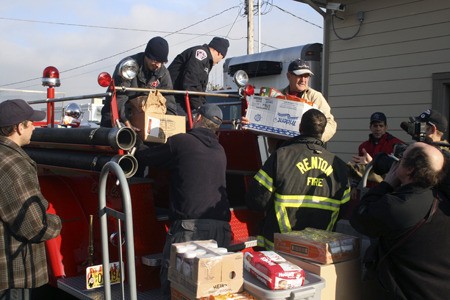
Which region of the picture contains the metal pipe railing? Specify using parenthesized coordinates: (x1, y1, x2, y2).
(98, 162, 137, 300)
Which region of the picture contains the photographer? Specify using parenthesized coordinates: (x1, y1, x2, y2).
(350, 142, 450, 299)
(415, 108, 449, 148)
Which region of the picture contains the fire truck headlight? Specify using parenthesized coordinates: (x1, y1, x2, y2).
(119, 58, 139, 80)
(233, 70, 249, 88)
(98, 72, 112, 87)
(42, 66, 61, 87)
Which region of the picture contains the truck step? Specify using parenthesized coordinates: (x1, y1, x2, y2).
(57, 276, 163, 300)
(141, 253, 163, 267)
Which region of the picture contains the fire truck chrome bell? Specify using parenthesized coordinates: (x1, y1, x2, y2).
(62, 103, 83, 127)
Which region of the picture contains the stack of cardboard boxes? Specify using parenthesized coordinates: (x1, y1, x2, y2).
(274, 228, 362, 300)
(168, 240, 246, 299)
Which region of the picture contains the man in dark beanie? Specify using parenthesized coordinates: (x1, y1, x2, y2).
(168, 36, 230, 116)
(101, 36, 177, 129)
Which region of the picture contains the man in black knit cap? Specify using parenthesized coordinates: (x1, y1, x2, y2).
(168, 37, 230, 116)
(101, 36, 177, 129)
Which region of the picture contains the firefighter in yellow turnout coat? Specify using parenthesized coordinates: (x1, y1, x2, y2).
(246, 109, 350, 249)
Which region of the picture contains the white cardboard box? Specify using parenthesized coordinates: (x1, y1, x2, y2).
(131, 112, 186, 143)
(244, 95, 314, 139)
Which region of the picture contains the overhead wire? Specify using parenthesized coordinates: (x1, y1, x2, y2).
(0, 6, 240, 88)
(270, 3, 322, 29)
(1, 2, 321, 89)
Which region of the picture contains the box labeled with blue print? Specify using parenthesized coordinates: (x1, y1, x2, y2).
(244, 95, 314, 139)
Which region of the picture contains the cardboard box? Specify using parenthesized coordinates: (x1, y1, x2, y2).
(243, 95, 314, 139)
(171, 281, 255, 300)
(274, 228, 360, 265)
(131, 112, 186, 143)
(168, 241, 244, 298)
(280, 253, 362, 300)
(171, 281, 209, 300)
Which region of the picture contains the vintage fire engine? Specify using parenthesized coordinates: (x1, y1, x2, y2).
(27, 64, 265, 299)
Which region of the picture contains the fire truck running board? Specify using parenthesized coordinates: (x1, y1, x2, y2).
(57, 276, 163, 300)
(141, 253, 163, 267)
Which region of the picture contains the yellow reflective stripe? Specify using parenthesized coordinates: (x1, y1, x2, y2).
(254, 169, 273, 192)
(273, 191, 350, 233)
(341, 186, 351, 204)
(275, 202, 291, 233)
(257, 235, 274, 250)
(274, 193, 342, 211)
(327, 209, 340, 231)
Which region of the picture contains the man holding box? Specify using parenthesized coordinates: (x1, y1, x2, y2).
(282, 59, 336, 142)
(135, 103, 231, 299)
(245, 109, 350, 250)
(101, 36, 177, 129)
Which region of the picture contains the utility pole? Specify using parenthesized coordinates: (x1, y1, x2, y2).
(246, 0, 254, 54)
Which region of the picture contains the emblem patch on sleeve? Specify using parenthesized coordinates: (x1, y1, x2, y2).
(195, 49, 207, 61)
(150, 79, 160, 88)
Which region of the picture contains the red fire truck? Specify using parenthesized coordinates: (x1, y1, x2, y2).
(27, 65, 265, 299)
(27, 42, 325, 298)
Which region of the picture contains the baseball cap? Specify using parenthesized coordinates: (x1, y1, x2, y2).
(145, 36, 169, 63)
(0, 99, 46, 127)
(198, 103, 223, 125)
(370, 112, 387, 124)
(208, 37, 230, 57)
(416, 109, 448, 133)
(288, 59, 314, 76)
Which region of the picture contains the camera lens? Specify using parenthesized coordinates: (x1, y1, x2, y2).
(372, 153, 397, 175)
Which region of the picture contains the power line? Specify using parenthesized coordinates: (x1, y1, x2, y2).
(0, 6, 241, 88)
(270, 3, 322, 29)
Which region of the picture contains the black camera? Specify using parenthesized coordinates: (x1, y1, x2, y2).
(400, 117, 427, 142)
(372, 143, 408, 175)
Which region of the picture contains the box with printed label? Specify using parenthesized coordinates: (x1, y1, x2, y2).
(131, 112, 186, 143)
(171, 281, 255, 300)
(243, 95, 314, 139)
(168, 240, 244, 298)
(274, 228, 360, 264)
(279, 253, 362, 300)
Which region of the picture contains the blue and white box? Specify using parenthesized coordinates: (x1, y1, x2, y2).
(244, 95, 315, 139)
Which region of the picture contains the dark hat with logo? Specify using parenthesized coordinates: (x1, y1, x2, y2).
(288, 59, 314, 76)
(208, 37, 230, 57)
(416, 109, 448, 133)
(145, 36, 169, 63)
(0, 99, 46, 127)
(198, 103, 223, 125)
(370, 112, 387, 124)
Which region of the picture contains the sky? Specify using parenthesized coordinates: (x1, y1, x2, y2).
(0, 0, 324, 101)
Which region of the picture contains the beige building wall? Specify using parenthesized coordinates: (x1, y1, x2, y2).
(323, 0, 450, 162)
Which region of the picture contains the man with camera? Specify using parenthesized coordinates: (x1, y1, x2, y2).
(415, 108, 449, 147)
(350, 142, 450, 299)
